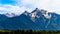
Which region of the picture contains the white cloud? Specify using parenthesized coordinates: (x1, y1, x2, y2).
(0, 4, 26, 15)
(0, 0, 60, 15)
(20, 0, 60, 14)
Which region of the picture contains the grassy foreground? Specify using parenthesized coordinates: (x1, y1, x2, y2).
(0, 30, 60, 34)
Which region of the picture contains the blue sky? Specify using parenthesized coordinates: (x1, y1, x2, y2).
(0, 0, 60, 15)
(0, 0, 16, 5)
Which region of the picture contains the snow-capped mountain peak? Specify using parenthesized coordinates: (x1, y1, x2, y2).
(31, 8, 40, 13)
(33, 8, 52, 19)
(23, 11, 29, 15)
(4, 13, 16, 17)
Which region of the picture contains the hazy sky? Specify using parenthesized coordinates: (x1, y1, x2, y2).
(0, 0, 60, 15)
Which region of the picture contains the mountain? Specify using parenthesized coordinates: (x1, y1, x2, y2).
(0, 8, 60, 30)
(4, 13, 16, 17)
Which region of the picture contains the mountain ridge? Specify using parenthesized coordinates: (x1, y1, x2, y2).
(0, 8, 60, 30)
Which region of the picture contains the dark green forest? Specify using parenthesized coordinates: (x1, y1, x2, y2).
(0, 30, 60, 34)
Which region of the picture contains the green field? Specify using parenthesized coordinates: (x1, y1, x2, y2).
(0, 30, 60, 34)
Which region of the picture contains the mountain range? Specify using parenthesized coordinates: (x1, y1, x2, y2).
(0, 8, 60, 30)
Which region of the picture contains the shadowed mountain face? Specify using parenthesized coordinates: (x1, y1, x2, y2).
(0, 8, 60, 30)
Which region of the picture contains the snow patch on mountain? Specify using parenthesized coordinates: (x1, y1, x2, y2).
(43, 12, 51, 19)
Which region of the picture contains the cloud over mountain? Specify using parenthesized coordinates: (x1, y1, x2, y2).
(0, 0, 60, 15)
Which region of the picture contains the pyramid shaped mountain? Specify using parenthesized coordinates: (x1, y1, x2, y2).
(0, 8, 60, 30)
